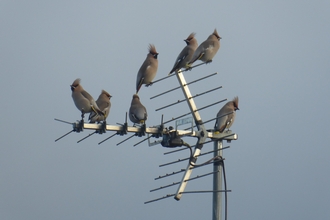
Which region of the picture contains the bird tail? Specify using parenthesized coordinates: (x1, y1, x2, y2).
(136, 77, 144, 94)
(168, 63, 179, 75)
(89, 111, 97, 121)
(91, 106, 105, 116)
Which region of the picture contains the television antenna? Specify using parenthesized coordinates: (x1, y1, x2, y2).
(55, 63, 238, 220)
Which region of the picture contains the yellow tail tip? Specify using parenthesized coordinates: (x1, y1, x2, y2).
(185, 63, 192, 68)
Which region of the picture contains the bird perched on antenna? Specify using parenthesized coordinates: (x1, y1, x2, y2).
(189, 29, 221, 65)
(129, 94, 147, 125)
(70, 78, 104, 121)
(214, 97, 239, 134)
(168, 32, 198, 75)
(136, 44, 159, 94)
(89, 90, 112, 123)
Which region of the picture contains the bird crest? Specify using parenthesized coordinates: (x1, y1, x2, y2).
(71, 78, 81, 87)
(232, 96, 239, 110)
(148, 44, 158, 56)
(185, 32, 196, 42)
(101, 90, 112, 98)
(213, 29, 221, 40)
(70, 78, 81, 91)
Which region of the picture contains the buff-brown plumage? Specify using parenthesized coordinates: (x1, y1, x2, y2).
(70, 78, 103, 118)
(169, 32, 198, 75)
(189, 29, 221, 65)
(129, 94, 147, 124)
(89, 90, 112, 123)
(136, 44, 159, 94)
(214, 97, 239, 133)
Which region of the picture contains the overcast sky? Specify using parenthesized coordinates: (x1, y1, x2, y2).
(1, 1, 330, 219)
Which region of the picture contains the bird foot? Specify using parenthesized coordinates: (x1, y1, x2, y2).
(205, 60, 213, 64)
(74, 119, 84, 132)
(117, 122, 127, 136)
(135, 123, 146, 137)
(97, 121, 107, 134)
(185, 64, 193, 71)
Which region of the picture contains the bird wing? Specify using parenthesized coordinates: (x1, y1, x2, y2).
(97, 100, 110, 111)
(215, 114, 227, 132)
(170, 47, 189, 73)
(136, 58, 152, 92)
(80, 90, 94, 102)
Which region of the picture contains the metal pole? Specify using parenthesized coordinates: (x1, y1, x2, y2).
(173, 70, 207, 200)
(213, 140, 223, 220)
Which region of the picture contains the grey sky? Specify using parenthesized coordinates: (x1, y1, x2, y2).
(1, 0, 330, 219)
